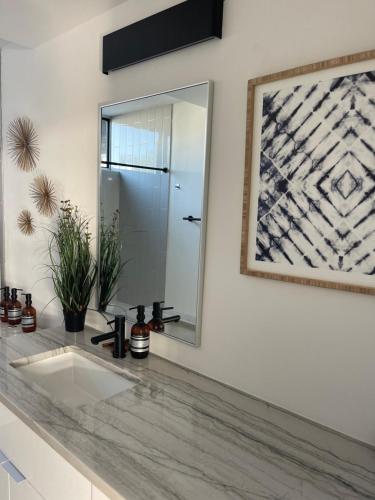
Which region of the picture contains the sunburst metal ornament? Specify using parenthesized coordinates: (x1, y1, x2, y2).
(30, 174, 58, 217)
(7, 117, 40, 172)
(17, 210, 35, 236)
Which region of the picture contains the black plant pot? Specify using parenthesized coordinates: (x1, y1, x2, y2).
(63, 309, 87, 333)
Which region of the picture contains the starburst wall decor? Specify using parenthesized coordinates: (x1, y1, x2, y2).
(7, 117, 40, 172)
(17, 210, 35, 236)
(30, 174, 58, 217)
(241, 49, 375, 295)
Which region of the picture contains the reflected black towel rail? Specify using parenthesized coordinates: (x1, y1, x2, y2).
(101, 160, 169, 173)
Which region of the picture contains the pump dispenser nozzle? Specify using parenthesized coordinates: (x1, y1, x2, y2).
(11, 288, 23, 300)
(129, 305, 146, 322)
(22, 293, 32, 306)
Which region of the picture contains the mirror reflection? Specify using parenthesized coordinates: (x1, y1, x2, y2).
(99, 82, 212, 345)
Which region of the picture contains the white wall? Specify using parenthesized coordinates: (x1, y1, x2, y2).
(2, 0, 375, 445)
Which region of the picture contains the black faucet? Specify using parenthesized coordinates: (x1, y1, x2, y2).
(161, 305, 181, 324)
(163, 315, 181, 323)
(91, 315, 126, 358)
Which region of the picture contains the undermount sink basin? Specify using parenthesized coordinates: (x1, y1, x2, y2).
(11, 347, 138, 408)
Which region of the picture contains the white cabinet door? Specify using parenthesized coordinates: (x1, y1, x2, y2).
(9, 478, 43, 500)
(0, 402, 128, 500)
(0, 401, 91, 500)
(0, 461, 9, 499)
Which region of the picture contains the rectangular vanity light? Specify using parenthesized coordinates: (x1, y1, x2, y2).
(102, 0, 224, 73)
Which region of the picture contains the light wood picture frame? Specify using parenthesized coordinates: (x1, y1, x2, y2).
(241, 49, 375, 295)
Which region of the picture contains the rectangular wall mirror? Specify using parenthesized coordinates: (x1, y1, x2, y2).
(98, 82, 213, 346)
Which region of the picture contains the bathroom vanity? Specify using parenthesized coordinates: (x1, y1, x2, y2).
(0, 324, 373, 500)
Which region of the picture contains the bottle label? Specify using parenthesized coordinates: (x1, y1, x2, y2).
(8, 308, 22, 319)
(130, 334, 150, 353)
(22, 316, 35, 327)
(0, 307, 5, 319)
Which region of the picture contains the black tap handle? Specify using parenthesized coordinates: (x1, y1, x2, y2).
(113, 315, 126, 359)
(115, 314, 126, 323)
(107, 319, 115, 326)
(161, 306, 174, 311)
(152, 301, 165, 308)
(183, 216, 201, 222)
(91, 331, 115, 345)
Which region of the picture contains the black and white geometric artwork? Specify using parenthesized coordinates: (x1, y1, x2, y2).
(256, 70, 375, 275)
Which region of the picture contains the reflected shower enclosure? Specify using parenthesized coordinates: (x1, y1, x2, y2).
(98, 82, 213, 346)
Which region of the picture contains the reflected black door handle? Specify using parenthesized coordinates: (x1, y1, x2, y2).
(183, 216, 201, 222)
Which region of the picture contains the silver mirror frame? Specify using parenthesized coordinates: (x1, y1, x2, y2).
(0, 56, 4, 286)
(96, 81, 214, 347)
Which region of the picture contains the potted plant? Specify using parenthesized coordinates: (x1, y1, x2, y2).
(48, 200, 97, 332)
(98, 210, 124, 312)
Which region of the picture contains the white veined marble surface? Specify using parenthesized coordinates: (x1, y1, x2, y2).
(0, 322, 373, 499)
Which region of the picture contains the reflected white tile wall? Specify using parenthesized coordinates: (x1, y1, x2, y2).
(109, 105, 172, 307)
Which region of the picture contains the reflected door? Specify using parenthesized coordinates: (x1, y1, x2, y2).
(164, 102, 207, 325)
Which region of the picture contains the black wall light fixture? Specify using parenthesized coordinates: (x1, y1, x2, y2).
(102, 0, 224, 74)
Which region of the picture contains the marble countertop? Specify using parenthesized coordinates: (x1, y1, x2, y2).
(0, 324, 374, 499)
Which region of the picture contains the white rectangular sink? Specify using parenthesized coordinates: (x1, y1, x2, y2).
(11, 347, 138, 408)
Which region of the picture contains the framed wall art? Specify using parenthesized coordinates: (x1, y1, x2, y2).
(241, 49, 375, 294)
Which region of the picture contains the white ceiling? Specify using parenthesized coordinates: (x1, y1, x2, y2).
(0, 0, 128, 48)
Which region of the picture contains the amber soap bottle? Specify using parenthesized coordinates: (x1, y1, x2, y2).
(21, 293, 37, 333)
(147, 302, 165, 333)
(0, 287, 12, 323)
(130, 305, 150, 359)
(147, 302, 174, 333)
(8, 288, 23, 326)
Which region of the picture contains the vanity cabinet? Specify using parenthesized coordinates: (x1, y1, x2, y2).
(0, 400, 112, 500)
(0, 459, 9, 498)
(0, 455, 43, 500)
(9, 478, 43, 500)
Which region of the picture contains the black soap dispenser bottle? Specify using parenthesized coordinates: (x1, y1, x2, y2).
(8, 289, 23, 326)
(0, 287, 11, 323)
(130, 305, 150, 359)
